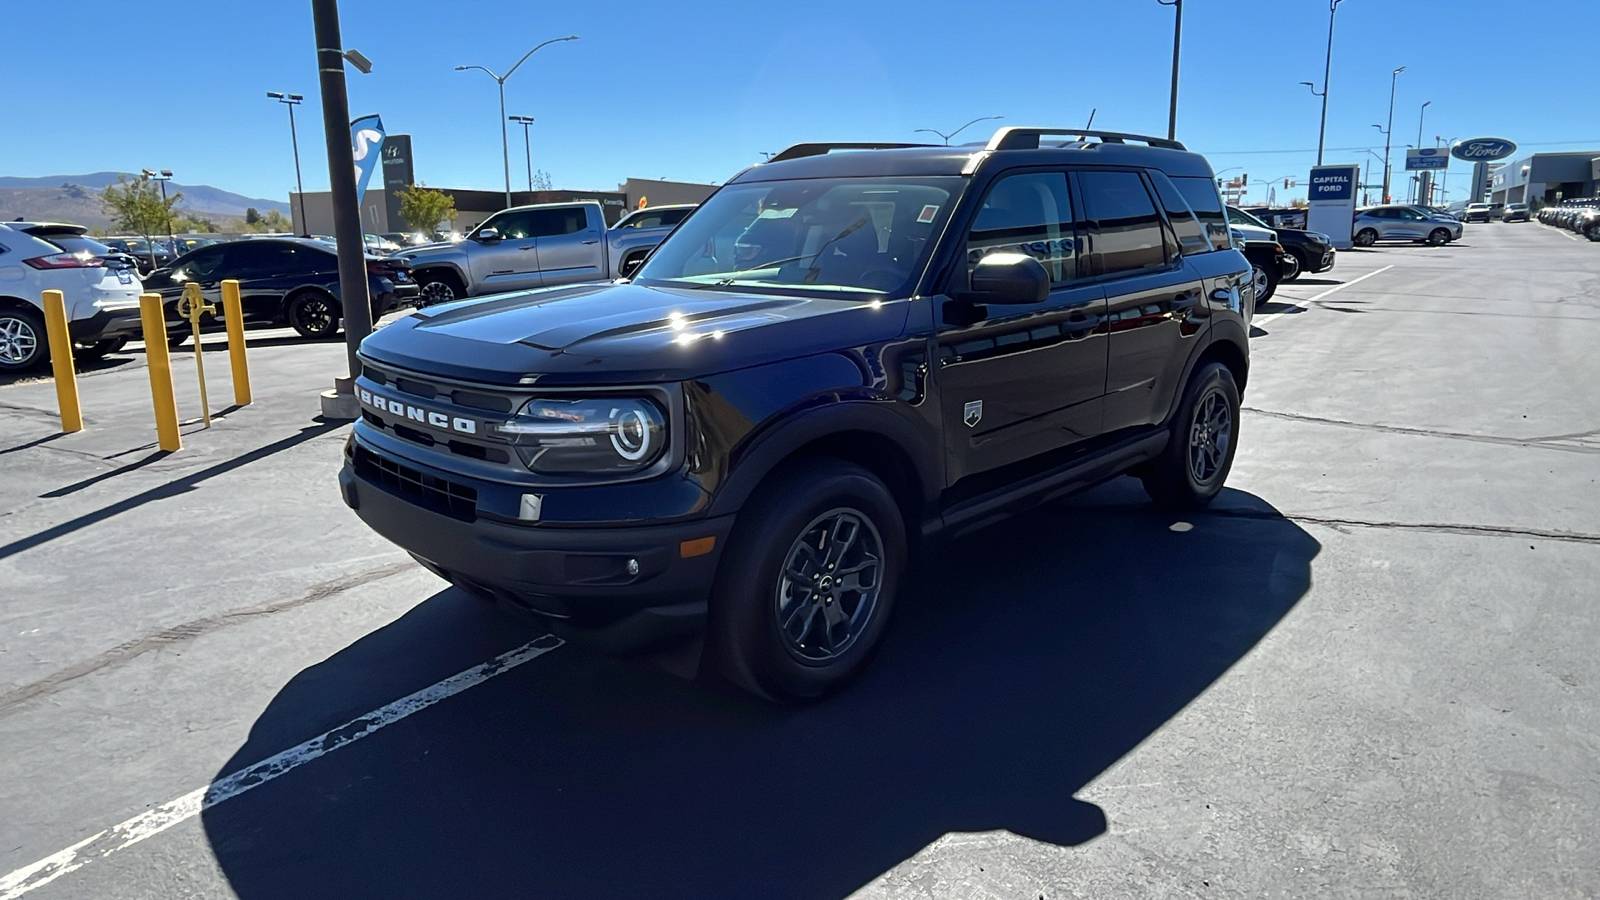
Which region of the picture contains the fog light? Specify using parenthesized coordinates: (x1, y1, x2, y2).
(626, 558, 640, 576)
(518, 493, 543, 521)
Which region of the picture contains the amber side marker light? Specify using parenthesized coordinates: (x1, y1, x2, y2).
(680, 537, 716, 558)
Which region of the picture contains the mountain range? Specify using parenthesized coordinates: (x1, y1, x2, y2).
(0, 173, 290, 230)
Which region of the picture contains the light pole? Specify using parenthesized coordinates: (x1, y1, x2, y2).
(1313, 0, 1343, 165)
(1156, 0, 1182, 140)
(1381, 65, 1405, 203)
(915, 115, 1003, 146)
(267, 92, 308, 235)
(456, 36, 579, 210)
(1413, 100, 1432, 204)
(509, 115, 535, 193)
(142, 168, 175, 249)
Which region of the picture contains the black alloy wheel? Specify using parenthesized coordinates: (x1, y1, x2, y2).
(1141, 361, 1242, 510)
(1280, 252, 1303, 281)
(416, 271, 463, 306)
(288, 291, 341, 340)
(709, 459, 905, 703)
(1354, 228, 1379, 247)
(0, 307, 46, 372)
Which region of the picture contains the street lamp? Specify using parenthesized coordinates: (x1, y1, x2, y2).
(1156, 0, 1182, 140)
(1410, 101, 1432, 203)
(267, 92, 308, 235)
(914, 115, 1003, 146)
(456, 36, 580, 210)
(1381, 66, 1405, 203)
(141, 168, 175, 250)
(509, 115, 535, 193)
(1312, 0, 1343, 165)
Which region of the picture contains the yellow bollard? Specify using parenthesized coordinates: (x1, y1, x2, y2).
(221, 279, 251, 406)
(176, 283, 215, 428)
(40, 290, 83, 433)
(139, 293, 182, 452)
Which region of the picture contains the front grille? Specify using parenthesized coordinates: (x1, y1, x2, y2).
(352, 445, 477, 520)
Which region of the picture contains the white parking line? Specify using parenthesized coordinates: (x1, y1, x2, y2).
(1254, 264, 1394, 328)
(0, 635, 564, 899)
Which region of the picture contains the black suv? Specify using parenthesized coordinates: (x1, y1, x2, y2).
(340, 128, 1254, 702)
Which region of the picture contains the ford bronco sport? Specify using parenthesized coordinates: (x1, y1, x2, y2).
(340, 127, 1255, 702)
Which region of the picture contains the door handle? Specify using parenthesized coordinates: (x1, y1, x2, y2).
(582, 239, 600, 245)
(1172, 293, 1198, 311)
(518, 245, 537, 251)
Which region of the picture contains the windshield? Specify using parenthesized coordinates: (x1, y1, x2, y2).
(633, 176, 963, 297)
(1228, 206, 1272, 229)
(44, 235, 113, 255)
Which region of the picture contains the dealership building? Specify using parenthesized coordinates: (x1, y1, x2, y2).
(1487, 151, 1600, 206)
(288, 133, 718, 235)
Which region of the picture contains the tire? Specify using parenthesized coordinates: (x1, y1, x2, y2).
(1280, 252, 1304, 281)
(168, 331, 189, 350)
(708, 459, 906, 703)
(416, 270, 465, 306)
(1140, 361, 1242, 511)
(286, 290, 342, 340)
(0, 306, 47, 373)
(1354, 228, 1378, 247)
(76, 337, 127, 361)
(1250, 258, 1278, 308)
(1586, 223, 1600, 243)
(1427, 228, 1450, 246)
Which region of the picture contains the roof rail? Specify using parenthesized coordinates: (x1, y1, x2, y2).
(767, 142, 937, 163)
(985, 127, 1186, 152)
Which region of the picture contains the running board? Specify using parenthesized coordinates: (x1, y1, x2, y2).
(925, 430, 1169, 541)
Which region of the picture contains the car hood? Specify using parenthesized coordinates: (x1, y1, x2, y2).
(358, 280, 913, 386)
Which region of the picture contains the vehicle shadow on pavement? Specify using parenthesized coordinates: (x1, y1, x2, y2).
(203, 479, 1319, 900)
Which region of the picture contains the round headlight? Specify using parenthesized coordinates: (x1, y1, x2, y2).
(611, 407, 653, 460)
(494, 397, 666, 475)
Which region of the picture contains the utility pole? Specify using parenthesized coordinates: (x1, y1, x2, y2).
(1157, 0, 1182, 140)
(1381, 66, 1405, 203)
(1314, 0, 1343, 165)
(142, 169, 175, 249)
(267, 92, 308, 235)
(509, 115, 535, 192)
(1415, 100, 1431, 206)
(311, 0, 374, 417)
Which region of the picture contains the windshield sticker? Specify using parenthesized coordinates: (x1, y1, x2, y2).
(917, 204, 940, 224)
(757, 207, 798, 219)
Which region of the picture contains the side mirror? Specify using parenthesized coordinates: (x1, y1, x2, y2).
(474, 227, 501, 243)
(962, 252, 1050, 305)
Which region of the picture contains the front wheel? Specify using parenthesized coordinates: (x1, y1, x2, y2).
(1280, 252, 1303, 281)
(287, 291, 342, 339)
(1427, 228, 1451, 246)
(1354, 228, 1378, 247)
(1586, 223, 1600, 242)
(709, 459, 905, 703)
(416, 270, 464, 306)
(1141, 361, 1242, 510)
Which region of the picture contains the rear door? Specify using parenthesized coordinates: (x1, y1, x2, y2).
(532, 206, 605, 285)
(1079, 168, 1204, 434)
(466, 210, 542, 293)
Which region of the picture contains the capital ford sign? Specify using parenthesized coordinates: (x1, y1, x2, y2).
(1451, 138, 1517, 163)
(359, 387, 479, 435)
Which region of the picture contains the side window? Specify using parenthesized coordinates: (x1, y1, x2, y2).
(1080, 169, 1168, 276)
(1171, 176, 1231, 251)
(479, 210, 536, 239)
(176, 246, 225, 280)
(965, 171, 1080, 284)
(1148, 171, 1211, 256)
(225, 242, 295, 276)
(620, 211, 663, 230)
(527, 207, 589, 238)
(660, 208, 691, 227)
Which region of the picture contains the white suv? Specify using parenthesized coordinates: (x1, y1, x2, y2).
(0, 224, 144, 373)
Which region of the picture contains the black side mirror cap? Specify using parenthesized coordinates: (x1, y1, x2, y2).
(958, 252, 1050, 305)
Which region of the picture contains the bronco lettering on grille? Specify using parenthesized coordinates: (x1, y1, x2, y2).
(358, 388, 478, 435)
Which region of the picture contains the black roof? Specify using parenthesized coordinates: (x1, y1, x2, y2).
(730, 127, 1218, 184)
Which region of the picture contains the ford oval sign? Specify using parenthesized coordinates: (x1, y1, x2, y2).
(1451, 138, 1517, 162)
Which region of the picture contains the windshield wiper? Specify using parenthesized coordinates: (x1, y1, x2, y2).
(714, 217, 869, 285)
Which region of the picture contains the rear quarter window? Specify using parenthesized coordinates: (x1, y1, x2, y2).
(1171, 175, 1232, 252)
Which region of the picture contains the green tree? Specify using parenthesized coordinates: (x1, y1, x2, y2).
(397, 184, 456, 234)
(245, 207, 260, 225)
(100, 175, 182, 267)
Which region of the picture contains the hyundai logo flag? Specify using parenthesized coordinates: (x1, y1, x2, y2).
(351, 114, 386, 204)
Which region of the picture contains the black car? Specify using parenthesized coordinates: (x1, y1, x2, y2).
(1228, 206, 1335, 281)
(339, 127, 1255, 702)
(99, 237, 176, 275)
(142, 237, 418, 345)
(1242, 207, 1308, 230)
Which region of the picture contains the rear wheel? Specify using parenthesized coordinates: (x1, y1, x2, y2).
(1427, 228, 1451, 246)
(416, 270, 465, 306)
(1586, 223, 1600, 242)
(1354, 228, 1378, 247)
(1141, 361, 1241, 510)
(0, 307, 47, 373)
(1250, 259, 1278, 308)
(287, 290, 342, 339)
(709, 459, 905, 703)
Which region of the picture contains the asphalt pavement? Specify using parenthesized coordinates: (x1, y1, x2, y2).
(0, 223, 1596, 899)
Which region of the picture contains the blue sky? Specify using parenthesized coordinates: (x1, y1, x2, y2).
(2, 0, 1594, 206)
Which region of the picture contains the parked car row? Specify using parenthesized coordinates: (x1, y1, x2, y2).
(1539, 199, 1600, 239)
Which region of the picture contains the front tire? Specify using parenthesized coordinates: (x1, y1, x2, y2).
(1586, 223, 1600, 242)
(1354, 228, 1378, 247)
(287, 290, 342, 340)
(0, 307, 47, 373)
(1427, 228, 1450, 246)
(1141, 361, 1241, 511)
(416, 270, 465, 306)
(709, 459, 905, 703)
(1280, 252, 1304, 281)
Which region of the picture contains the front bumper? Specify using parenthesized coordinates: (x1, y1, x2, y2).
(70, 307, 145, 344)
(339, 438, 735, 653)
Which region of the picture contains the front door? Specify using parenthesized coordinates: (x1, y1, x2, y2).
(936, 170, 1108, 487)
(466, 209, 542, 293)
(531, 206, 605, 285)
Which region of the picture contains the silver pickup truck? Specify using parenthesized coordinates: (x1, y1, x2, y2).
(399, 201, 695, 305)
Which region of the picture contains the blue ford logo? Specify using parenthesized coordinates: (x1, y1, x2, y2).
(1451, 138, 1517, 162)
